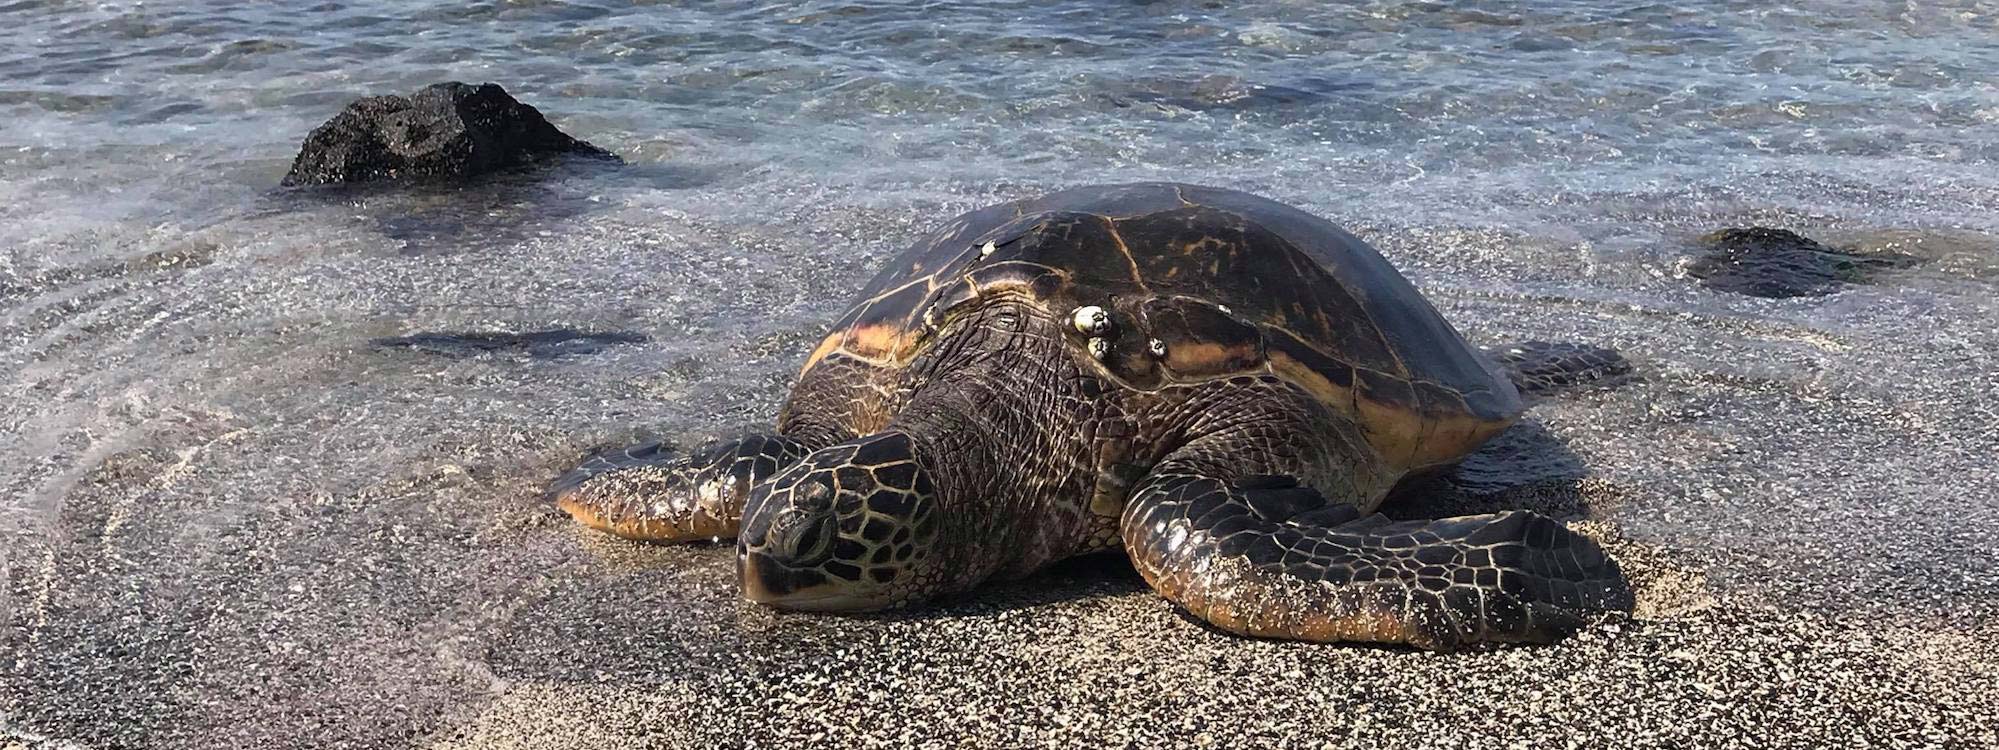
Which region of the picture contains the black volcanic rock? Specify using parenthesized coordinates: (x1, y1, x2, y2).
(1685, 227, 1913, 298)
(369, 329, 647, 359)
(282, 82, 615, 186)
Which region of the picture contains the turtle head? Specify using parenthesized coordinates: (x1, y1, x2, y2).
(737, 432, 942, 611)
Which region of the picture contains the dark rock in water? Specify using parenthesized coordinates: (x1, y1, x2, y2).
(282, 82, 616, 186)
(370, 329, 646, 359)
(1685, 227, 1915, 298)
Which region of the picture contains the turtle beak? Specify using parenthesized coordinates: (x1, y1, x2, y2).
(739, 549, 808, 603)
(738, 549, 885, 612)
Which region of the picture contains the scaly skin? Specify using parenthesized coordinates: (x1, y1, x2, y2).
(551, 435, 811, 542)
(552, 182, 1632, 648)
(737, 300, 1119, 607)
(556, 296, 1626, 647)
(550, 344, 884, 543)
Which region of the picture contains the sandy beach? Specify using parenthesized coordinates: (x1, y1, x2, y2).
(5, 186, 1994, 747)
(5, 1, 1998, 747)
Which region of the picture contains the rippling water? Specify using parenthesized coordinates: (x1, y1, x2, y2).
(3, 1, 1997, 747)
(8, 1, 1998, 232)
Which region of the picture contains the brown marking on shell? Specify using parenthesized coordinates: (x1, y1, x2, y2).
(927, 261, 1070, 321)
(846, 322, 922, 363)
(1181, 235, 1229, 256)
(1167, 341, 1252, 372)
(1350, 370, 1516, 471)
(1354, 369, 1422, 467)
(1409, 381, 1513, 467)
(1099, 215, 1153, 293)
(1138, 298, 1263, 378)
(1413, 411, 1509, 469)
(1265, 328, 1358, 407)
(814, 276, 947, 370)
(1269, 349, 1357, 419)
(803, 183, 1524, 472)
(799, 331, 846, 374)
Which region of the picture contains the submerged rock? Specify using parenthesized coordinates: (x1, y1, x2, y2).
(282, 82, 615, 186)
(370, 328, 647, 359)
(1684, 227, 1914, 298)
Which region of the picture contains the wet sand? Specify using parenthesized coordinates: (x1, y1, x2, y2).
(7, 0, 1999, 746)
(4, 181, 1997, 749)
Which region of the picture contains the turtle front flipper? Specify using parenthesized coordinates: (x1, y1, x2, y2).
(551, 434, 810, 543)
(1121, 470, 1625, 650)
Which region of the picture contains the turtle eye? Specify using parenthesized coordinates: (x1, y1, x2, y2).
(769, 505, 835, 565)
(990, 307, 1021, 332)
(790, 514, 835, 563)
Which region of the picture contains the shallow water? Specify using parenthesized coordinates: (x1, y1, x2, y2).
(3, 1, 1997, 747)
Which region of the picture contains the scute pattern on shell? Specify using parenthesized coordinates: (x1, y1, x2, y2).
(800, 183, 1524, 471)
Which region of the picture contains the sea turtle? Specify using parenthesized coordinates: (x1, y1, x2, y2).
(552, 182, 1625, 649)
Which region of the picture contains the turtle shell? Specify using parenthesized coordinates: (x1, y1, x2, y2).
(800, 183, 1523, 470)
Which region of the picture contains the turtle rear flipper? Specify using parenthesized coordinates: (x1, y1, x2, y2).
(1485, 340, 1633, 396)
(1122, 467, 1627, 650)
(552, 434, 809, 543)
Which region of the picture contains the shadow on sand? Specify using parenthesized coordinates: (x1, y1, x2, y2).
(258, 159, 721, 253)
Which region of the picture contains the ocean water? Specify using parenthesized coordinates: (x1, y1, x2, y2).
(3, 1, 1997, 747)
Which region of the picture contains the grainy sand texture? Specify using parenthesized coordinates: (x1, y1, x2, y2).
(5, 181, 1995, 748)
